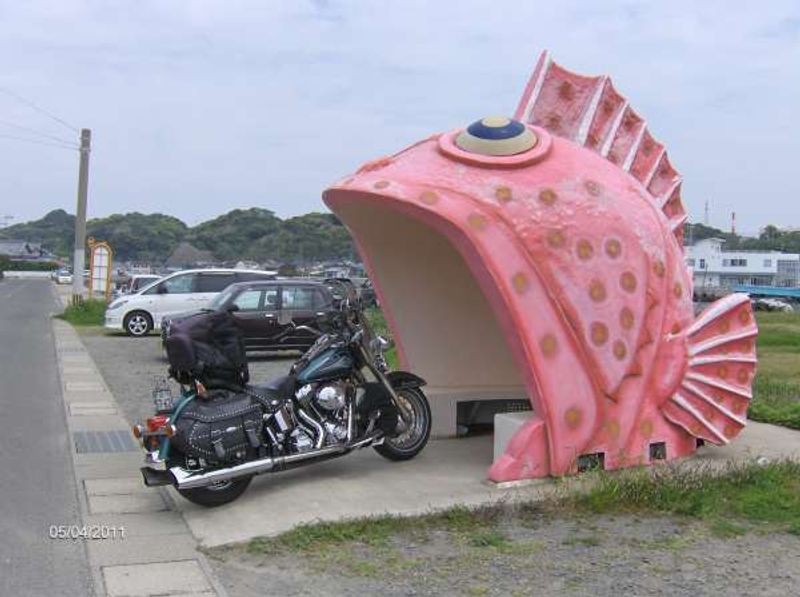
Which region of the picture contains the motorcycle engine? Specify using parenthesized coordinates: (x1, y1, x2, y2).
(296, 381, 351, 444)
(315, 382, 348, 411)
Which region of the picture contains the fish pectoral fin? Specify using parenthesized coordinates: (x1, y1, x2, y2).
(660, 294, 757, 445)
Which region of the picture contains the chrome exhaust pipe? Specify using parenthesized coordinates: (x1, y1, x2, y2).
(170, 445, 346, 490)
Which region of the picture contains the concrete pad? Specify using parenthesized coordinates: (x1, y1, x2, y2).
(102, 560, 213, 597)
(89, 492, 168, 515)
(86, 477, 150, 496)
(84, 512, 190, 537)
(70, 403, 118, 416)
(696, 420, 800, 461)
(88, 533, 199, 566)
(178, 436, 551, 546)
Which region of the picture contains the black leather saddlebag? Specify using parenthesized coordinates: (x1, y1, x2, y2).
(171, 391, 264, 463)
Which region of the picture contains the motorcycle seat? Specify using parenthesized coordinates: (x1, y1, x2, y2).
(249, 375, 296, 399)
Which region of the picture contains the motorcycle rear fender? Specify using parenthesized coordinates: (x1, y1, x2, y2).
(386, 371, 427, 390)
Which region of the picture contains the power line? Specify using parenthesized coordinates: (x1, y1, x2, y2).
(0, 86, 79, 133)
(0, 132, 78, 150)
(0, 118, 76, 146)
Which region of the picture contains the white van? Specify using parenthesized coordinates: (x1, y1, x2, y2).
(104, 268, 276, 336)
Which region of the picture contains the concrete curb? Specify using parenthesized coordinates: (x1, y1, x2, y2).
(51, 286, 229, 597)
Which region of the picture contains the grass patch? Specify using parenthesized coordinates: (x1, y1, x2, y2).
(246, 505, 499, 556)
(747, 312, 800, 428)
(565, 460, 800, 534)
(364, 306, 399, 370)
(56, 298, 107, 326)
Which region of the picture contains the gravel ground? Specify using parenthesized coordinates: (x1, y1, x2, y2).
(208, 513, 800, 597)
(78, 328, 296, 424)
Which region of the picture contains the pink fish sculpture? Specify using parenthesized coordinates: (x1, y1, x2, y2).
(323, 51, 758, 481)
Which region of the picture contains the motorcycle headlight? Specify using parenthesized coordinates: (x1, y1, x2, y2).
(107, 299, 128, 311)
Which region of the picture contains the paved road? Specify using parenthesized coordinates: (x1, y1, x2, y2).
(0, 280, 91, 596)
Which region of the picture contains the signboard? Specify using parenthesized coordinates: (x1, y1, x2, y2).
(87, 238, 113, 300)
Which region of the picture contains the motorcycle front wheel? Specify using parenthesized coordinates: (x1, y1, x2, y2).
(176, 475, 253, 507)
(374, 387, 431, 461)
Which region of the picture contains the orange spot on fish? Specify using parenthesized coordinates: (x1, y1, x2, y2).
(564, 407, 582, 429)
(613, 340, 627, 360)
(738, 310, 751, 324)
(467, 214, 487, 231)
(619, 308, 634, 330)
(576, 239, 593, 260)
(606, 419, 620, 439)
(639, 419, 653, 438)
(512, 272, 529, 294)
(718, 320, 731, 334)
(653, 259, 666, 278)
(620, 271, 637, 293)
(737, 369, 749, 384)
(590, 322, 609, 346)
(724, 424, 738, 437)
(673, 282, 683, 298)
(605, 238, 621, 258)
(373, 180, 390, 189)
(539, 188, 557, 205)
(419, 191, 439, 205)
(584, 180, 602, 196)
(495, 186, 513, 203)
(540, 334, 558, 358)
(717, 365, 729, 379)
(589, 280, 607, 302)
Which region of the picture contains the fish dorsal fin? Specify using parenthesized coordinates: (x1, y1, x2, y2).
(514, 51, 685, 251)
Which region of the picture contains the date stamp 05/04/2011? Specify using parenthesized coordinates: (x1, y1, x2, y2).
(48, 525, 127, 541)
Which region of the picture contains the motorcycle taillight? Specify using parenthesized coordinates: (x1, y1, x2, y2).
(146, 414, 170, 433)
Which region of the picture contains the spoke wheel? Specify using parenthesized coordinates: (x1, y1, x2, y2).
(374, 387, 431, 461)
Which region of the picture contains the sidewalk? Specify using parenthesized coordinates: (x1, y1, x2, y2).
(52, 287, 228, 597)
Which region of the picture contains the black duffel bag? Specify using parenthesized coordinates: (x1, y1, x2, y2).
(165, 310, 249, 389)
(171, 391, 264, 463)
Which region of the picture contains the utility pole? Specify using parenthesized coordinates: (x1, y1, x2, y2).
(72, 128, 91, 301)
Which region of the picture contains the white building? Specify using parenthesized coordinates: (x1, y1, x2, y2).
(685, 238, 800, 295)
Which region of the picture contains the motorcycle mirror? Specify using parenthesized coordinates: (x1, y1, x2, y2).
(226, 304, 240, 313)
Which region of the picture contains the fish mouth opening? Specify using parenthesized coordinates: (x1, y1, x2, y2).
(326, 191, 538, 450)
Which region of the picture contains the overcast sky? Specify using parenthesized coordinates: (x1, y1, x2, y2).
(0, 1, 798, 234)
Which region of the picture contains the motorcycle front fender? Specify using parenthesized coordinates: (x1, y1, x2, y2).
(386, 371, 427, 390)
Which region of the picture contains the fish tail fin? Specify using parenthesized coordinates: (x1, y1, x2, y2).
(660, 294, 757, 445)
(515, 51, 686, 250)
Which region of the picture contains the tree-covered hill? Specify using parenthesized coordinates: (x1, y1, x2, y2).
(0, 207, 355, 263)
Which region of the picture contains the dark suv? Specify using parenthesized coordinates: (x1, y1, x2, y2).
(162, 280, 335, 352)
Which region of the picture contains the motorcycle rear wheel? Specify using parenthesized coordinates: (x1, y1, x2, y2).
(176, 475, 253, 507)
(374, 387, 431, 461)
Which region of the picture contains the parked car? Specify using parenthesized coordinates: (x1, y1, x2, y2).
(114, 274, 162, 298)
(55, 269, 73, 284)
(753, 298, 794, 313)
(104, 269, 276, 337)
(161, 280, 336, 352)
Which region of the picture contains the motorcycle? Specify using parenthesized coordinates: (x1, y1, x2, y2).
(133, 302, 431, 507)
